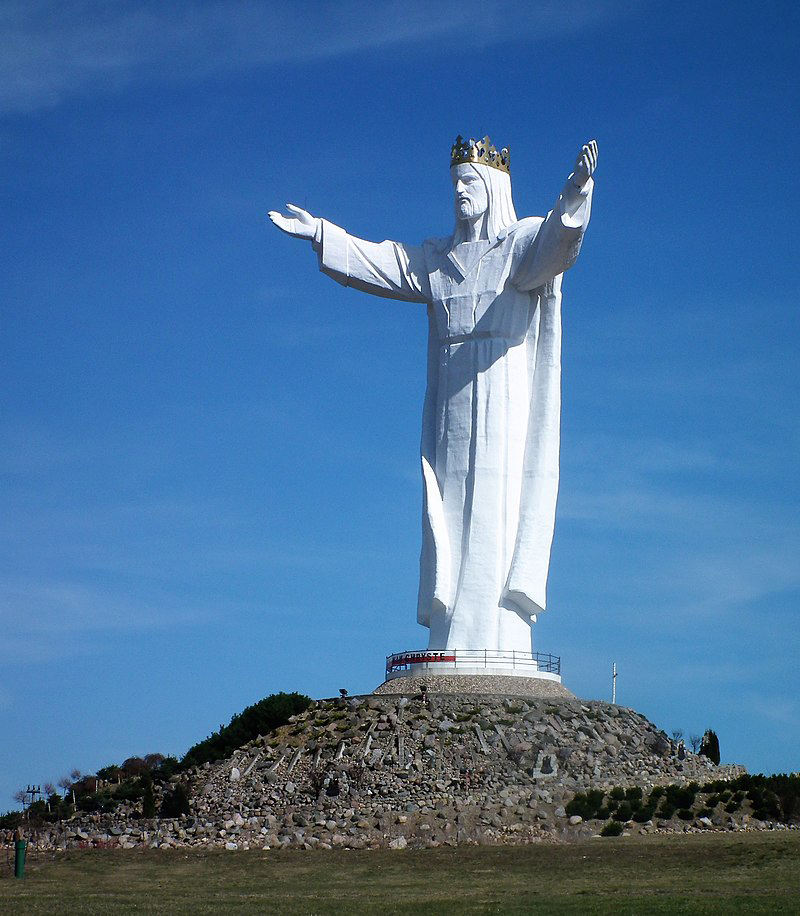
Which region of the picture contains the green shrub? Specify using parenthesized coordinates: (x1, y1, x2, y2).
(600, 821, 623, 836)
(566, 790, 606, 820)
(154, 757, 181, 781)
(78, 792, 119, 814)
(77, 793, 101, 813)
(666, 785, 696, 809)
(649, 786, 665, 799)
(115, 778, 145, 803)
(633, 806, 656, 823)
(96, 765, 122, 783)
(615, 801, 633, 821)
(725, 799, 740, 813)
(564, 791, 586, 815)
(160, 783, 190, 818)
(752, 792, 781, 822)
(770, 774, 800, 822)
(183, 692, 312, 768)
(625, 787, 643, 803)
(610, 786, 626, 801)
(677, 809, 694, 821)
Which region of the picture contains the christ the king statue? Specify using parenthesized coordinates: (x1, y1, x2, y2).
(270, 136, 597, 656)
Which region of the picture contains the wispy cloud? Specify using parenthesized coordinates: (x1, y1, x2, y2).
(0, 575, 217, 661)
(556, 426, 800, 626)
(0, 1, 638, 114)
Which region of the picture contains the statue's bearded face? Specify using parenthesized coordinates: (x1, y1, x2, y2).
(452, 164, 488, 221)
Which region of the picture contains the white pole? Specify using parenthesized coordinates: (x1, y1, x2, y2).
(612, 662, 617, 704)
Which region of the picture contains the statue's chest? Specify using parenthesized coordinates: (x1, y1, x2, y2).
(427, 248, 528, 342)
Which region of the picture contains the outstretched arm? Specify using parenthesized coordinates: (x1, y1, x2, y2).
(269, 204, 429, 303)
(513, 140, 598, 291)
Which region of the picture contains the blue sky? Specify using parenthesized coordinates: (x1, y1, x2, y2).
(2, 0, 799, 807)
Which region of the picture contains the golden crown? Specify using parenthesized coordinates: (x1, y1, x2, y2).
(450, 135, 510, 175)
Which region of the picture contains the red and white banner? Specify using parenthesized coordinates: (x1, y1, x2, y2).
(388, 651, 456, 669)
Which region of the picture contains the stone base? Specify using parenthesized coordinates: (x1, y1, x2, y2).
(373, 673, 576, 699)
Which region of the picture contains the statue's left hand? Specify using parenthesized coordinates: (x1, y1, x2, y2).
(268, 204, 319, 240)
(571, 140, 598, 188)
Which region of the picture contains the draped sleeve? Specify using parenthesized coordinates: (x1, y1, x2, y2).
(313, 219, 431, 303)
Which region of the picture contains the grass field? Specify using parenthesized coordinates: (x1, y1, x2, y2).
(2, 832, 800, 914)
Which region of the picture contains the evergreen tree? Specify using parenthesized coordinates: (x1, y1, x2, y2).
(700, 729, 721, 765)
(142, 776, 156, 818)
(160, 783, 191, 818)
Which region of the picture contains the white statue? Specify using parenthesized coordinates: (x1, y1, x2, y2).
(270, 136, 597, 655)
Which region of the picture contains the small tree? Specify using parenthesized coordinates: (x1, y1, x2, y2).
(154, 756, 181, 780)
(68, 770, 82, 805)
(141, 777, 156, 818)
(700, 729, 720, 765)
(72, 775, 99, 800)
(0, 810, 23, 830)
(97, 765, 122, 785)
(123, 757, 150, 778)
(671, 729, 684, 743)
(160, 783, 191, 818)
(43, 784, 57, 813)
(689, 734, 702, 753)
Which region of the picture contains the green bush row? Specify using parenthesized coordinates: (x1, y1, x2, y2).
(566, 772, 800, 827)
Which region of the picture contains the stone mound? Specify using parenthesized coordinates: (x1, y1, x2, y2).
(31, 692, 748, 852)
(176, 692, 743, 849)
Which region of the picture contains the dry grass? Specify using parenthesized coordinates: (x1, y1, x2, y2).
(2, 832, 800, 914)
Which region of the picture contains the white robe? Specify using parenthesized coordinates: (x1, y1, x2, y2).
(314, 179, 592, 652)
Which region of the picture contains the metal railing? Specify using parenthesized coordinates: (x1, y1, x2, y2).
(385, 648, 560, 678)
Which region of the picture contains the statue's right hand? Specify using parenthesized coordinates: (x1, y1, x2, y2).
(268, 204, 319, 240)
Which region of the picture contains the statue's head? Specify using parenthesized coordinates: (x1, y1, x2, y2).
(450, 135, 517, 242)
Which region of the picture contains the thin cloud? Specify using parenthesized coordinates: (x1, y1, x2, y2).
(0, 0, 639, 114)
(0, 575, 217, 664)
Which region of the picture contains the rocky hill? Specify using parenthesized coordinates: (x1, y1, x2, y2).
(22, 685, 753, 851)
(172, 688, 744, 849)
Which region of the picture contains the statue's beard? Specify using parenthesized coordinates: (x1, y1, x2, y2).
(457, 198, 485, 220)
